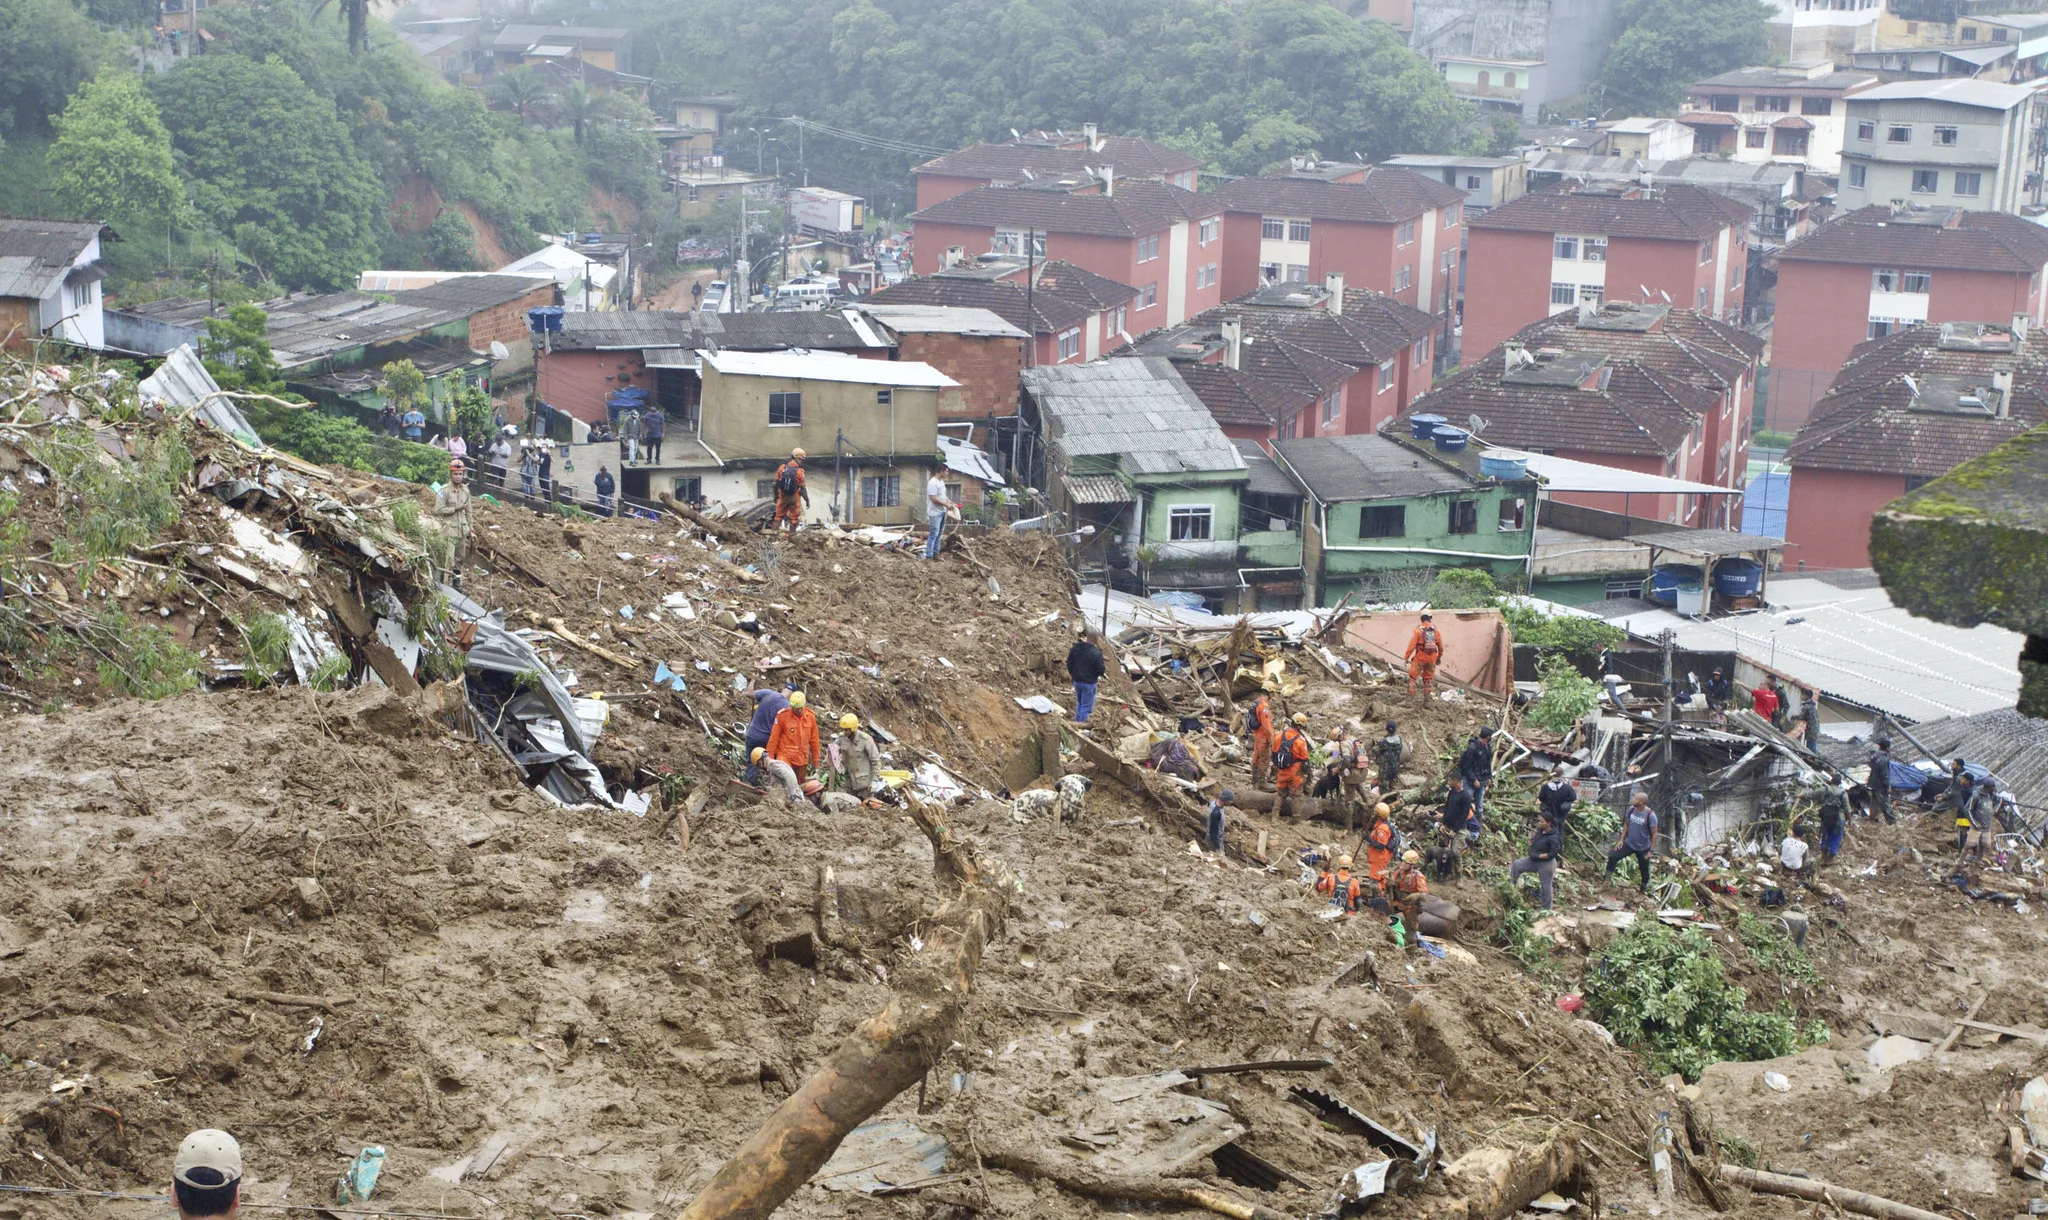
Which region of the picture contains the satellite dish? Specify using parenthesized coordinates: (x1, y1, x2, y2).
(1639, 284, 1653, 300)
(1659, 290, 1672, 304)
(1467, 413, 1489, 436)
(1901, 373, 1920, 397)
(489, 340, 511, 361)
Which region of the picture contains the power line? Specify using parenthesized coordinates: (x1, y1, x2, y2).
(778, 116, 950, 159)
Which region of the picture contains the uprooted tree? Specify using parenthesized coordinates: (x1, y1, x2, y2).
(673, 797, 1020, 1220)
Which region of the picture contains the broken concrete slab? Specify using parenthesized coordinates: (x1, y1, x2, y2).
(1865, 1034, 1933, 1072)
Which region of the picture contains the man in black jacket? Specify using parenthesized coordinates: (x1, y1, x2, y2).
(1537, 765, 1577, 833)
(1067, 628, 1106, 725)
(1510, 813, 1562, 910)
(1457, 727, 1496, 826)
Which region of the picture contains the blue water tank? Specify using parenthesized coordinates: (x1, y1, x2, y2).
(1713, 557, 1764, 598)
(1409, 413, 1447, 440)
(1480, 453, 1528, 480)
(1646, 564, 1705, 606)
(1431, 426, 1469, 452)
(527, 306, 564, 334)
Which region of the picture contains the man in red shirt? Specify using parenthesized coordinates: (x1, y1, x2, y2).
(1750, 681, 1780, 723)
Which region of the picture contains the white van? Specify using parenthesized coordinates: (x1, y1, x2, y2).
(771, 279, 836, 310)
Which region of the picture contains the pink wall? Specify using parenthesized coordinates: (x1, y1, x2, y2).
(1463, 228, 1553, 357)
(1784, 465, 1907, 569)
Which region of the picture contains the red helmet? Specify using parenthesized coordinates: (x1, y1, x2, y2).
(447, 458, 466, 472)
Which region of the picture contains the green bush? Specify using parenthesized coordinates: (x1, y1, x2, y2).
(308, 653, 351, 691)
(1425, 567, 1501, 609)
(1527, 652, 1600, 734)
(34, 424, 191, 587)
(1501, 602, 1625, 651)
(86, 611, 203, 700)
(237, 612, 292, 687)
(1583, 922, 1820, 1080)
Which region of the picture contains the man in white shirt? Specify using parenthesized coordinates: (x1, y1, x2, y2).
(1779, 820, 1811, 879)
(923, 470, 957, 560)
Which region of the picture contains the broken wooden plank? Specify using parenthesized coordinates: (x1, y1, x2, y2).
(1181, 1058, 1333, 1077)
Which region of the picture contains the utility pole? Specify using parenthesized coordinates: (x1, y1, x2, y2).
(1659, 627, 1677, 833)
(1024, 227, 1039, 367)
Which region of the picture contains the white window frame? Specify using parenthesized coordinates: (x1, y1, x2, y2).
(1444, 203, 1460, 227)
(1856, 119, 1875, 141)
(1261, 217, 1286, 240)
(1137, 233, 1160, 262)
(1848, 161, 1867, 188)
(1056, 327, 1081, 360)
(1901, 270, 1931, 293)
(1888, 123, 1912, 143)
(1109, 305, 1127, 334)
(991, 229, 1045, 258)
(1198, 217, 1217, 245)
(1320, 389, 1342, 425)
(1378, 359, 1395, 390)
(1140, 282, 1158, 309)
(1910, 169, 1939, 194)
(1583, 236, 1607, 262)
(1955, 171, 1982, 196)
(1933, 125, 1959, 146)
(860, 473, 901, 508)
(1167, 504, 1214, 541)
(1554, 235, 1578, 260)
(1287, 218, 1311, 242)
(768, 391, 802, 426)
(1395, 264, 1412, 291)
(1551, 282, 1577, 305)
(1397, 219, 1416, 245)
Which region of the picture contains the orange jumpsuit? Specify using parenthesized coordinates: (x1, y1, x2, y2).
(1364, 817, 1396, 882)
(766, 706, 822, 777)
(772, 462, 807, 530)
(1404, 622, 1444, 696)
(1316, 868, 1364, 912)
(1387, 864, 1430, 941)
(1272, 726, 1311, 812)
(1247, 696, 1275, 787)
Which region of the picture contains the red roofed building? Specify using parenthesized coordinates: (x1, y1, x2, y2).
(1212, 161, 1468, 317)
(1462, 185, 1753, 359)
(1396, 301, 1764, 526)
(908, 178, 1225, 329)
(1784, 320, 2048, 569)
(912, 125, 1200, 209)
(1767, 206, 2048, 432)
(864, 257, 1136, 367)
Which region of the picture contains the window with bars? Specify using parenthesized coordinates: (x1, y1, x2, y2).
(860, 474, 901, 508)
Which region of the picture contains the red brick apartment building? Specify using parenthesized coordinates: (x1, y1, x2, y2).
(907, 178, 1225, 330)
(1399, 301, 1763, 525)
(1463, 186, 1753, 359)
(1126, 277, 1442, 446)
(912, 126, 1200, 210)
(1784, 320, 2047, 568)
(1768, 206, 2048, 433)
(864, 257, 1137, 366)
(1213, 161, 1467, 315)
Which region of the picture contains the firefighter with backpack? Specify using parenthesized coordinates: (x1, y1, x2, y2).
(771, 448, 809, 534)
(1363, 802, 1400, 882)
(1316, 853, 1365, 913)
(1273, 712, 1313, 818)
(1405, 613, 1445, 701)
(1245, 691, 1276, 790)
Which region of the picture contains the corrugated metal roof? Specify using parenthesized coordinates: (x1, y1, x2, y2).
(138, 343, 258, 441)
(1025, 358, 1246, 478)
(1066, 474, 1135, 504)
(858, 304, 1027, 339)
(938, 435, 1006, 486)
(1602, 575, 2022, 721)
(700, 348, 957, 387)
(1893, 708, 2048, 815)
(0, 217, 110, 301)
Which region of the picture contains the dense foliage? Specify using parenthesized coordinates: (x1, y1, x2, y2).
(558, 0, 1481, 208)
(1600, 0, 1773, 113)
(48, 72, 184, 230)
(1502, 603, 1626, 651)
(1527, 651, 1601, 733)
(1584, 923, 1820, 1080)
(1424, 567, 1502, 609)
(0, 0, 108, 138)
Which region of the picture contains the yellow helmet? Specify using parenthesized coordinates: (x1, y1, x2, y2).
(1374, 803, 1392, 818)
(1292, 712, 1309, 725)
(1329, 728, 1344, 740)
(791, 447, 807, 460)
(750, 746, 766, 763)
(789, 690, 807, 709)
(1401, 849, 1421, 864)
(1336, 854, 1353, 868)
(839, 713, 859, 730)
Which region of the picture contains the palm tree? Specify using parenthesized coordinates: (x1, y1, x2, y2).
(488, 68, 552, 124)
(310, 0, 369, 55)
(557, 83, 594, 145)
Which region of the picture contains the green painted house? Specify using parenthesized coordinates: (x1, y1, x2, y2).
(1024, 358, 1253, 610)
(1272, 432, 1538, 606)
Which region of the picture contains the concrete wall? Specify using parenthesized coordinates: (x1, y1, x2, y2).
(698, 364, 942, 472)
(1343, 608, 1514, 693)
(1839, 97, 2029, 213)
(1784, 465, 1907, 568)
(1138, 477, 1245, 558)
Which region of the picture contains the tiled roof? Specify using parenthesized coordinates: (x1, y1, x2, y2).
(1214, 168, 1464, 224)
(910, 181, 1222, 238)
(1469, 185, 1753, 241)
(0, 216, 112, 302)
(915, 135, 1198, 181)
(1785, 323, 2048, 476)
(1175, 361, 1306, 428)
(864, 274, 1094, 335)
(1778, 206, 2048, 273)
(1030, 260, 1138, 312)
(1397, 304, 1761, 458)
(1239, 334, 1356, 402)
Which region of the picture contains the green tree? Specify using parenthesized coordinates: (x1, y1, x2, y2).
(0, 0, 108, 137)
(582, 91, 661, 209)
(556, 81, 594, 144)
(48, 73, 184, 229)
(423, 209, 481, 270)
(149, 56, 385, 290)
(1600, 0, 1772, 113)
(200, 303, 285, 395)
(487, 67, 551, 123)
(310, 0, 370, 55)
(380, 357, 426, 414)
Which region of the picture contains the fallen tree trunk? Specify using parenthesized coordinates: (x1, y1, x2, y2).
(980, 1146, 1291, 1220)
(1414, 1127, 1578, 1220)
(1718, 1164, 1952, 1220)
(673, 797, 1017, 1220)
(656, 491, 755, 543)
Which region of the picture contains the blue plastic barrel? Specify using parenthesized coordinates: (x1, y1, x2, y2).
(1409, 413, 1447, 440)
(1646, 564, 1705, 605)
(1480, 454, 1528, 480)
(1431, 426, 1470, 452)
(1713, 558, 1764, 598)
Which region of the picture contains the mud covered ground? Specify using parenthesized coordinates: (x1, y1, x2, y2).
(0, 494, 2043, 1220)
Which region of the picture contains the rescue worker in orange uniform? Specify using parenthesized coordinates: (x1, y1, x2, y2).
(1272, 712, 1313, 818)
(1246, 692, 1276, 790)
(1316, 853, 1364, 913)
(771, 448, 809, 534)
(766, 689, 822, 779)
(1404, 613, 1444, 702)
(1385, 849, 1430, 945)
(1363, 802, 1398, 882)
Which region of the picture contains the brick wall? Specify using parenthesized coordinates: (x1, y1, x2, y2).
(537, 348, 645, 423)
(896, 331, 1025, 433)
